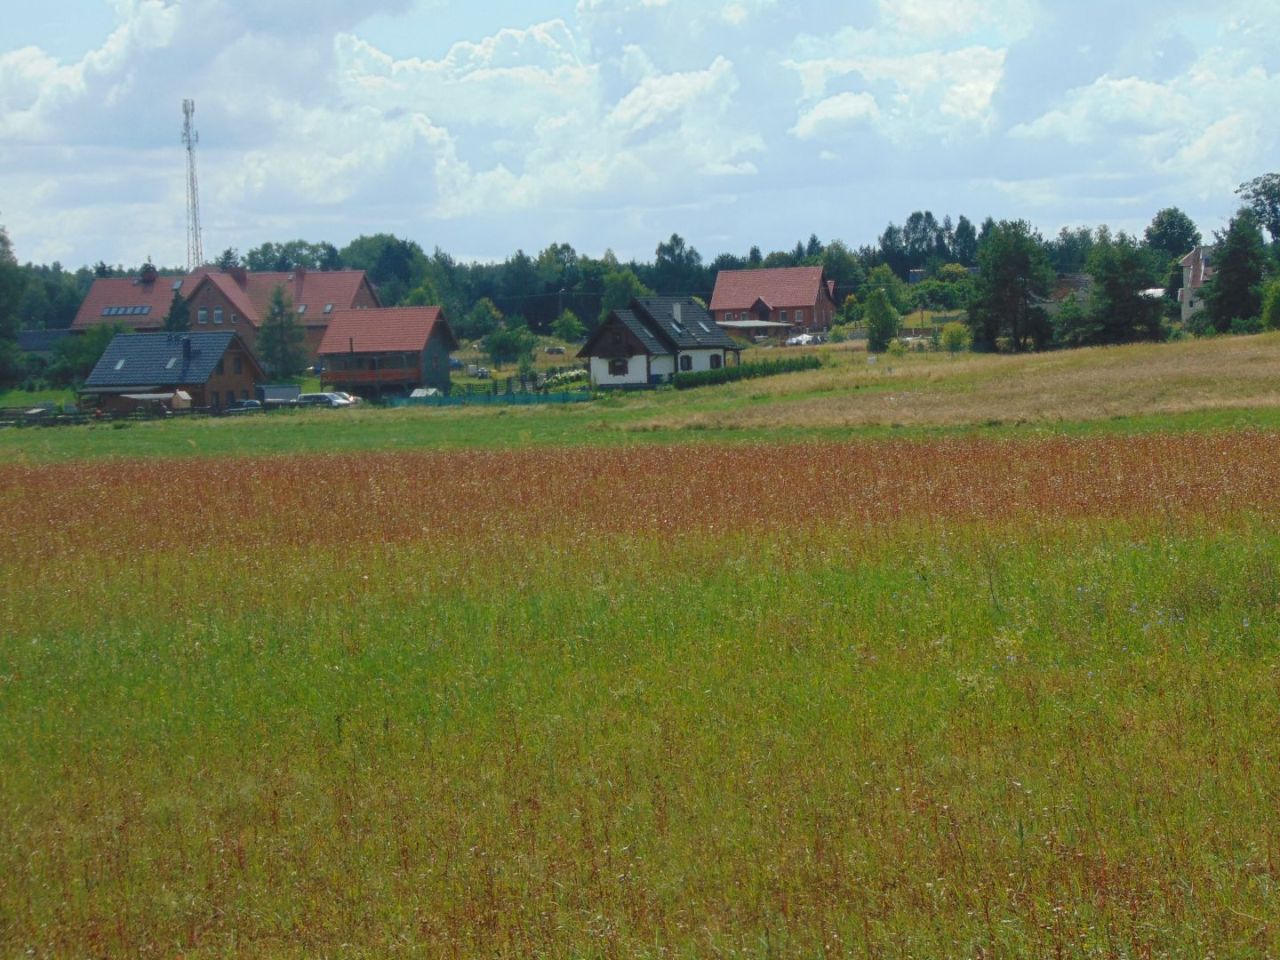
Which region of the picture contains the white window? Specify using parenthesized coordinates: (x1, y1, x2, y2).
(197, 308, 208, 324)
(230, 313, 238, 324)
(796, 310, 804, 324)
(780, 310, 788, 324)
(214, 307, 223, 324)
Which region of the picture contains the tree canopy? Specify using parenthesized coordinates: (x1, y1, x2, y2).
(1202, 209, 1269, 334)
(1237, 173, 1280, 244)
(967, 220, 1054, 352)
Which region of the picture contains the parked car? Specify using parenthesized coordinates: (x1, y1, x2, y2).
(296, 392, 349, 408)
(329, 391, 360, 405)
(225, 399, 262, 414)
(448, 357, 464, 370)
(545, 345, 566, 355)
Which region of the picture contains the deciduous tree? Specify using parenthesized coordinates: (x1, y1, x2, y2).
(1237, 173, 1280, 243)
(864, 287, 899, 353)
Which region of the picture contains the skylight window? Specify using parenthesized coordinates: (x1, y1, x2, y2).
(697, 321, 710, 333)
(114, 359, 126, 371)
(323, 303, 333, 314)
(297, 304, 307, 315)
(166, 357, 177, 369)
(172, 279, 183, 291)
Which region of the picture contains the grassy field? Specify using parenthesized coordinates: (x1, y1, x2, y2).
(5, 332, 1280, 464)
(4, 338, 1280, 955)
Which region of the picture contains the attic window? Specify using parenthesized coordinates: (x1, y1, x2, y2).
(114, 359, 126, 371)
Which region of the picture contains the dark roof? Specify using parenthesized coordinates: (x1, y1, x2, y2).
(18, 329, 76, 353)
(84, 332, 243, 389)
(614, 309, 667, 354)
(579, 297, 738, 360)
(633, 297, 737, 350)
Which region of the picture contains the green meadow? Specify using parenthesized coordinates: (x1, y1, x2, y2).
(3, 336, 1280, 956)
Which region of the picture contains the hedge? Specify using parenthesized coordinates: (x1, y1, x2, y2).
(673, 354, 821, 390)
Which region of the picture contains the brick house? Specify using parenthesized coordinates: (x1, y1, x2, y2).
(81, 331, 265, 413)
(318, 307, 458, 398)
(183, 266, 380, 360)
(72, 265, 381, 361)
(709, 266, 839, 334)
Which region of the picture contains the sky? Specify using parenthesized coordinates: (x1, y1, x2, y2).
(1, 0, 1277, 269)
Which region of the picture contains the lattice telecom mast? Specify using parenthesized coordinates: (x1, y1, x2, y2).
(182, 99, 203, 270)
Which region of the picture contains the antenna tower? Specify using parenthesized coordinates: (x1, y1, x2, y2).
(182, 99, 204, 271)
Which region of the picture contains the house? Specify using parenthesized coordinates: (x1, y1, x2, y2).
(182, 266, 380, 360)
(72, 265, 382, 361)
(81, 331, 265, 413)
(317, 307, 458, 398)
(708, 266, 839, 334)
(578, 297, 740, 388)
(1178, 246, 1214, 323)
(70, 263, 187, 334)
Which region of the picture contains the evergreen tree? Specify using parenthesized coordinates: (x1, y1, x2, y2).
(163, 291, 190, 332)
(1204, 209, 1269, 333)
(257, 286, 307, 378)
(967, 220, 1054, 352)
(1086, 232, 1163, 344)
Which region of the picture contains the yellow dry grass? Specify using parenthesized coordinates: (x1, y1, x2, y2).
(636, 333, 1280, 432)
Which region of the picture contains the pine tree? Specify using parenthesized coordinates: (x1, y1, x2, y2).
(1205, 209, 1269, 333)
(257, 285, 307, 378)
(163, 291, 190, 332)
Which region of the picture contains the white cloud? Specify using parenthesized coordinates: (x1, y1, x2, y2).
(792, 91, 879, 139)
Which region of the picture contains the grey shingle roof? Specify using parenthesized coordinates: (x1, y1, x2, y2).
(634, 297, 737, 350)
(17, 329, 76, 353)
(615, 309, 668, 354)
(84, 332, 237, 389)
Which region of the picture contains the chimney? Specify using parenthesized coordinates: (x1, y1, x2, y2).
(228, 266, 247, 287)
(140, 262, 158, 284)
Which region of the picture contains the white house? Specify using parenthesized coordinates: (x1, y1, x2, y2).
(578, 297, 740, 388)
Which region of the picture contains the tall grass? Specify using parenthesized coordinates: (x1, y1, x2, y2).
(3, 436, 1280, 955)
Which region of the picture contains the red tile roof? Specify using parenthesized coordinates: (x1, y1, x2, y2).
(71, 272, 200, 332)
(709, 266, 831, 312)
(73, 267, 379, 333)
(317, 307, 456, 355)
(189, 268, 378, 328)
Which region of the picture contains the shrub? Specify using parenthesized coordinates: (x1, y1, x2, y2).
(673, 354, 820, 390)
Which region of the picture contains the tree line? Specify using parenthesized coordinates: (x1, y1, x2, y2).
(2, 172, 1278, 387)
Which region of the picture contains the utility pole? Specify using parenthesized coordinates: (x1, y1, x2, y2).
(182, 99, 203, 272)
